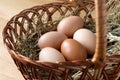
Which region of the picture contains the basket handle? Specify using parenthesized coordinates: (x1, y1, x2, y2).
(92, 0, 107, 68)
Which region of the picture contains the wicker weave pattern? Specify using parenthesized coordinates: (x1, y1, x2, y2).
(2, 1, 120, 80)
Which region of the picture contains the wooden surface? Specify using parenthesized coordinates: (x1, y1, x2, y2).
(0, 0, 57, 80)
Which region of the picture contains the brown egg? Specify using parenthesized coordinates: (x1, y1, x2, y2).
(61, 39, 87, 61)
(57, 16, 84, 38)
(38, 31, 67, 50)
(73, 29, 96, 55)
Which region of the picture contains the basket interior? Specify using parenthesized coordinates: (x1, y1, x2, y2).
(3, 2, 95, 60)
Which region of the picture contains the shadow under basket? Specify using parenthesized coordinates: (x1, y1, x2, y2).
(2, 0, 120, 80)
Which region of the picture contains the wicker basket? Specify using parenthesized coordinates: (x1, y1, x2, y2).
(2, 0, 120, 80)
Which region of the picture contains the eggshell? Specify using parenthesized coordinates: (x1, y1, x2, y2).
(39, 47, 66, 63)
(38, 31, 67, 50)
(61, 39, 87, 61)
(57, 16, 84, 37)
(73, 28, 96, 55)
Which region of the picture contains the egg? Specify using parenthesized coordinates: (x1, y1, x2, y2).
(38, 31, 67, 50)
(57, 16, 84, 37)
(61, 39, 87, 61)
(39, 47, 66, 63)
(73, 28, 96, 55)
